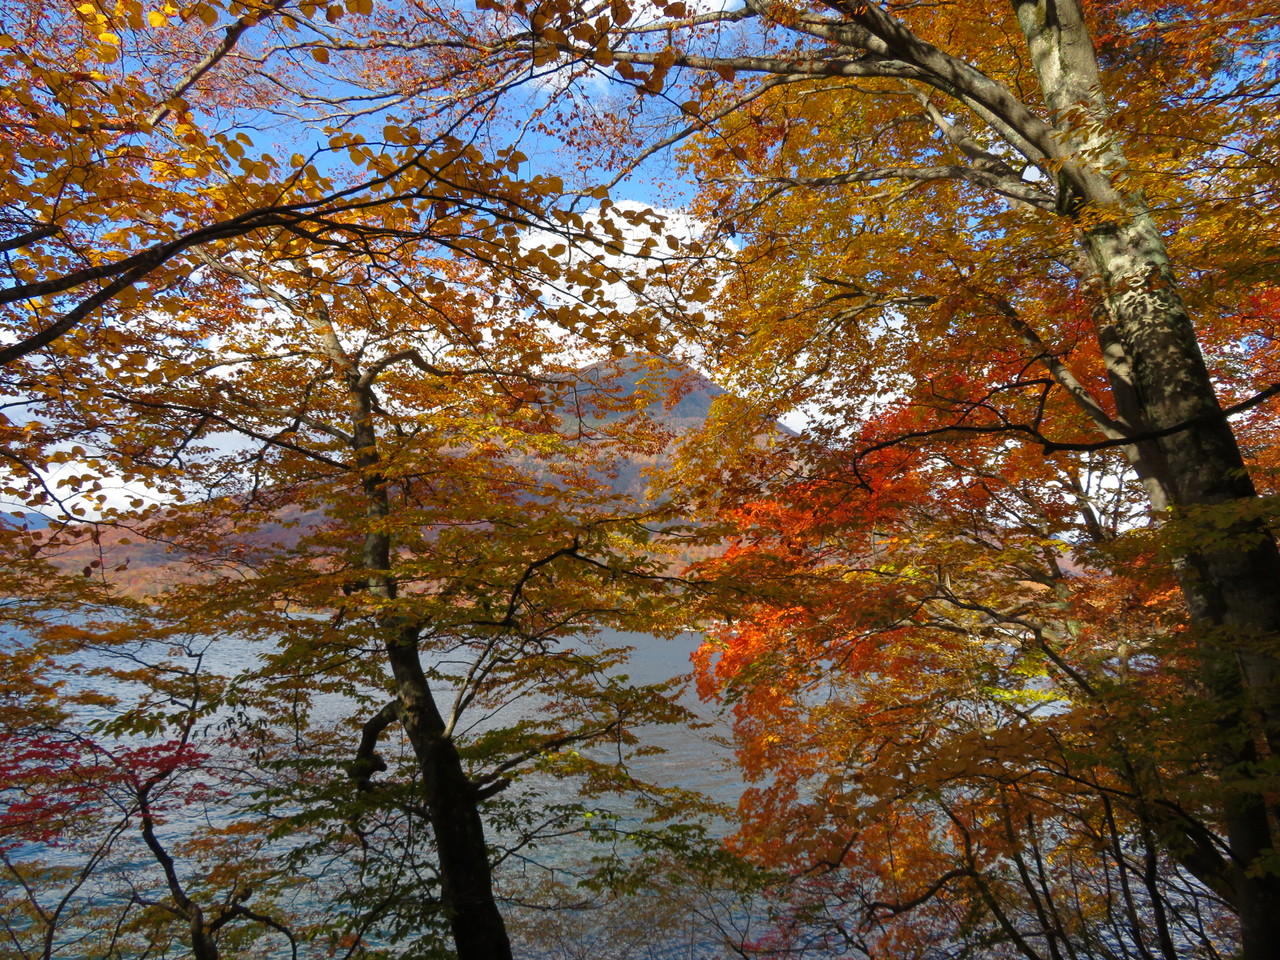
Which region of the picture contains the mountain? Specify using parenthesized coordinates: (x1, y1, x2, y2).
(41, 354, 733, 596)
(573, 353, 726, 426)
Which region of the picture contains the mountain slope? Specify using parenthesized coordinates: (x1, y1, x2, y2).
(40, 354, 731, 595)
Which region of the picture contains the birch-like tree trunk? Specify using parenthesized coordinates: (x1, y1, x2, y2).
(1012, 2, 1280, 951)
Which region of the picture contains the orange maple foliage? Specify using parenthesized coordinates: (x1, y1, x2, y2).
(559, 0, 1280, 955)
(6, 0, 1280, 957)
(689, 430, 1227, 957)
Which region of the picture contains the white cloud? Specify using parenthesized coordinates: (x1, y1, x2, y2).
(522, 198, 727, 333)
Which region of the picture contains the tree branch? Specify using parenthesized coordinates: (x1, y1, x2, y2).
(147, 0, 293, 128)
(346, 700, 400, 791)
(714, 163, 1055, 209)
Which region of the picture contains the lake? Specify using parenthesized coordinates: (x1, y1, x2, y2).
(1, 621, 761, 959)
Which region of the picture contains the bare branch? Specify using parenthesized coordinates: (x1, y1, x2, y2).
(347, 700, 400, 791)
(147, 0, 293, 128)
(713, 163, 1055, 210)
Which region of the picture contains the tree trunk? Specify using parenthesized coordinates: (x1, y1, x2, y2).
(1012, 2, 1280, 953)
(353, 407, 513, 960)
(1084, 211, 1280, 954)
(325, 349, 515, 960)
(190, 911, 220, 960)
(386, 630, 514, 960)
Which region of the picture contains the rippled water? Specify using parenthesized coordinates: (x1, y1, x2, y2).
(2, 623, 754, 959)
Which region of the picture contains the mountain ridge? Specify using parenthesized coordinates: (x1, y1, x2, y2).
(38, 353, 731, 596)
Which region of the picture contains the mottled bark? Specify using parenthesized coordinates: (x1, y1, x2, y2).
(1013, 1, 1280, 952)
(1083, 212, 1280, 949)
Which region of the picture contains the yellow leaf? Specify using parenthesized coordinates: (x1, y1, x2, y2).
(148, 9, 167, 25)
(311, 45, 330, 64)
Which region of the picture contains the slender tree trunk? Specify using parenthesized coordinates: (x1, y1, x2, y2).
(352, 407, 513, 960)
(139, 788, 222, 960)
(386, 630, 514, 960)
(201, 259, 515, 959)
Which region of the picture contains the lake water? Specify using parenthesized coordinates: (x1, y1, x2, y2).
(2, 622, 759, 959)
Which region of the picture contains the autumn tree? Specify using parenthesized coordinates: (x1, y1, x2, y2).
(415, 0, 1280, 955)
(4, 172, 717, 960)
(0, 0, 693, 373)
(676, 420, 1239, 957)
(1, 2, 724, 957)
(1, 608, 327, 960)
(19, 0, 1280, 955)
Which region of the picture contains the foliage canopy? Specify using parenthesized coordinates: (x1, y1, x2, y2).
(3, 0, 1280, 959)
